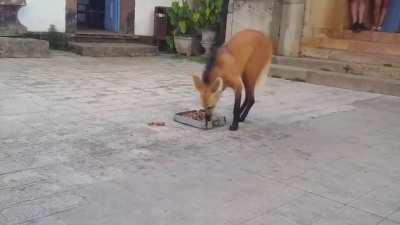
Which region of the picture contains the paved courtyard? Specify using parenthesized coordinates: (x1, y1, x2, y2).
(1, 52, 400, 225)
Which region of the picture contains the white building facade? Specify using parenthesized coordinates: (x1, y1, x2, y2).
(18, 0, 173, 36)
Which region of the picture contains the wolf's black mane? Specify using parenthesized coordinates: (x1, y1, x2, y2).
(202, 48, 219, 84)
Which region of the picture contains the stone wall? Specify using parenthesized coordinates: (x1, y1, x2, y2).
(225, 0, 357, 57)
(225, 0, 306, 56)
(225, 0, 282, 48)
(301, 0, 350, 46)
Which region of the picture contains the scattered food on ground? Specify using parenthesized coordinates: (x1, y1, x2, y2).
(148, 122, 166, 126)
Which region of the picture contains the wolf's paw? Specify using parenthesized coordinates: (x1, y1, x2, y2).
(229, 124, 239, 131)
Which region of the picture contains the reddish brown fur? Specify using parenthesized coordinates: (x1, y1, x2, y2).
(193, 29, 273, 131)
(210, 30, 273, 90)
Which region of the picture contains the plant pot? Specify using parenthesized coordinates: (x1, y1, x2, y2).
(174, 36, 202, 57)
(201, 29, 217, 57)
(201, 29, 217, 42)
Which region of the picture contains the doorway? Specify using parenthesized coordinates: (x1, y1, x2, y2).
(66, 0, 134, 34)
(77, 0, 120, 33)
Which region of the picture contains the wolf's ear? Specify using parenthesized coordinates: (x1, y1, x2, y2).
(192, 75, 205, 92)
(211, 77, 224, 93)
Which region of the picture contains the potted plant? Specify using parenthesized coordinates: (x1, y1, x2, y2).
(196, 0, 223, 56)
(167, 0, 202, 56)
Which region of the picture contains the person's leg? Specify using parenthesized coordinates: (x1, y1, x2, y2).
(350, 0, 361, 32)
(350, 0, 360, 23)
(358, 0, 367, 23)
(373, 0, 383, 29)
(358, 0, 368, 30)
(378, 0, 390, 29)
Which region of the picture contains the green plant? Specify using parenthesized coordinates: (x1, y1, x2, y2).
(196, 0, 224, 30)
(166, 35, 175, 52)
(167, 0, 200, 36)
(48, 25, 68, 50)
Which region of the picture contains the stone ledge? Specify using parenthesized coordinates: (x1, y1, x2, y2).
(69, 42, 158, 57)
(301, 46, 400, 68)
(0, 0, 26, 5)
(0, 37, 49, 58)
(271, 64, 400, 97)
(273, 55, 400, 80)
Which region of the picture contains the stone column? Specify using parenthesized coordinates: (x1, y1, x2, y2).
(277, 0, 305, 57)
(301, 0, 350, 46)
(0, 0, 27, 36)
(224, 0, 283, 50)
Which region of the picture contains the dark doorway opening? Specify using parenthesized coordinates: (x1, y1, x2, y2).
(66, 0, 132, 34)
(77, 0, 106, 31)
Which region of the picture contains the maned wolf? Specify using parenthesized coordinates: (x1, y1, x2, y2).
(192, 29, 273, 131)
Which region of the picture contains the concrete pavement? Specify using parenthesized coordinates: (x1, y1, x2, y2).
(1, 52, 400, 225)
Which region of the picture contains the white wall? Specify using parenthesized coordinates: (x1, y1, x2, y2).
(135, 0, 173, 36)
(17, 0, 173, 34)
(19, 0, 66, 32)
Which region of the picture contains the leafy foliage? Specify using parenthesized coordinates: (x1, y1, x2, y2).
(167, 0, 201, 36)
(195, 0, 224, 30)
(48, 25, 69, 50)
(166, 35, 175, 52)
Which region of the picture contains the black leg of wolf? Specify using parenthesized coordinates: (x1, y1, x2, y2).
(239, 74, 250, 115)
(239, 88, 255, 122)
(239, 97, 255, 122)
(239, 97, 249, 115)
(230, 89, 242, 131)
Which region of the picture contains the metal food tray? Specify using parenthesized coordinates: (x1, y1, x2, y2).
(174, 110, 226, 130)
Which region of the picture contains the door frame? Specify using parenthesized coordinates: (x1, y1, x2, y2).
(66, 0, 135, 34)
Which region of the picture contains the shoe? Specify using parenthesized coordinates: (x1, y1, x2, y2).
(351, 22, 359, 33)
(359, 23, 368, 31)
(352, 22, 362, 33)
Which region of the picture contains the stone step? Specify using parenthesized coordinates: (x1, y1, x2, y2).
(270, 64, 400, 97)
(70, 33, 139, 43)
(319, 38, 400, 56)
(273, 56, 400, 80)
(301, 46, 400, 68)
(0, 37, 49, 58)
(342, 30, 400, 44)
(69, 42, 158, 57)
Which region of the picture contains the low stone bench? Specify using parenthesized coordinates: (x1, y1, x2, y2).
(0, 0, 49, 58)
(0, 37, 49, 58)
